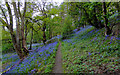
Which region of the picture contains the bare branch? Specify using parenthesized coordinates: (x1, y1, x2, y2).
(18, 2, 22, 18)
(12, 2, 19, 18)
(0, 5, 8, 25)
(0, 17, 9, 29)
(5, 2, 13, 28)
(23, 1, 27, 18)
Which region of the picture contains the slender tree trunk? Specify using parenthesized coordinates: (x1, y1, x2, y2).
(29, 27, 33, 50)
(16, 15, 21, 53)
(13, 2, 22, 54)
(25, 21, 27, 41)
(43, 23, 46, 45)
(103, 2, 112, 35)
(21, 18, 29, 55)
(48, 26, 52, 39)
(21, 2, 29, 55)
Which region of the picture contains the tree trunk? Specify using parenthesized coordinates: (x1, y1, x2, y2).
(103, 2, 112, 35)
(21, 18, 29, 55)
(6, 2, 24, 59)
(21, 2, 29, 55)
(9, 31, 24, 59)
(25, 21, 28, 42)
(29, 27, 33, 50)
(43, 24, 46, 45)
(13, 2, 22, 54)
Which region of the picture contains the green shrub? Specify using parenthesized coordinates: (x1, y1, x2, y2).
(2, 41, 15, 54)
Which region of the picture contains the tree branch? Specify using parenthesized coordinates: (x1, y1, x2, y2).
(5, 2, 13, 30)
(18, 2, 22, 18)
(0, 5, 9, 25)
(12, 2, 19, 18)
(0, 17, 9, 29)
(23, 1, 27, 18)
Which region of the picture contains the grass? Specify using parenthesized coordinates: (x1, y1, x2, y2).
(61, 26, 120, 73)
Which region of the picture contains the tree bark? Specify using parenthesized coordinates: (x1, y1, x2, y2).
(9, 31, 24, 59)
(21, 2, 29, 55)
(43, 23, 46, 45)
(42, 3, 47, 45)
(103, 2, 112, 35)
(6, 2, 24, 59)
(12, 2, 21, 54)
(29, 27, 33, 50)
(25, 20, 28, 44)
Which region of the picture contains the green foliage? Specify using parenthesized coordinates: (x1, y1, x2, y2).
(61, 26, 119, 73)
(2, 30, 11, 39)
(2, 42, 14, 54)
(67, 2, 119, 29)
(2, 30, 15, 54)
(61, 15, 74, 39)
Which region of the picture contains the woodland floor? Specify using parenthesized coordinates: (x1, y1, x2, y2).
(52, 42, 63, 73)
(2, 25, 120, 74)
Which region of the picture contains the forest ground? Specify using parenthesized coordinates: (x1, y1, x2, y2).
(2, 25, 120, 74)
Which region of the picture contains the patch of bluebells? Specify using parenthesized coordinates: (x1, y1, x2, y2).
(88, 30, 94, 34)
(116, 37, 120, 40)
(63, 26, 97, 47)
(73, 29, 78, 33)
(2, 53, 17, 61)
(115, 37, 120, 44)
(79, 29, 98, 41)
(38, 63, 41, 67)
(2, 54, 19, 71)
(31, 68, 37, 73)
(110, 36, 116, 41)
(88, 52, 91, 56)
(5, 41, 58, 73)
(105, 35, 109, 40)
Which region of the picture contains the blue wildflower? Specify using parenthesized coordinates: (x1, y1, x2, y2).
(105, 35, 109, 40)
(46, 54, 50, 57)
(116, 37, 120, 40)
(72, 42, 75, 45)
(37, 61, 39, 64)
(31, 68, 37, 73)
(95, 37, 97, 39)
(44, 58, 46, 60)
(38, 63, 41, 67)
(110, 42, 112, 44)
(88, 52, 91, 55)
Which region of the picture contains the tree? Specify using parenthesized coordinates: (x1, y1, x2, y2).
(0, 1, 29, 59)
(102, 2, 111, 35)
(67, 2, 119, 35)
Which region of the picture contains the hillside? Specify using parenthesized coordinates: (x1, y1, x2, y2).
(2, 25, 120, 74)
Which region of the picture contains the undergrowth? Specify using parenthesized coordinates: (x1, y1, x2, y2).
(61, 26, 120, 74)
(2, 42, 59, 73)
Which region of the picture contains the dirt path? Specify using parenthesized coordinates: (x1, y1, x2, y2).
(52, 42, 63, 73)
